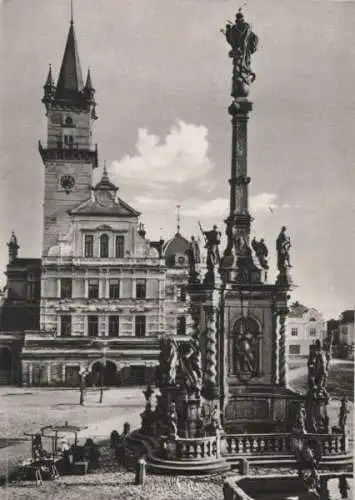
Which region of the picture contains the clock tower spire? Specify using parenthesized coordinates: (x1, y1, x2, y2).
(39, 13, 98, 256)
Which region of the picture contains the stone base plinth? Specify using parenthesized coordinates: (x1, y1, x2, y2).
(223, 386, 303, 433)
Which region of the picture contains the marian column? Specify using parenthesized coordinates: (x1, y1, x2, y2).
(221, 9, 260, 284)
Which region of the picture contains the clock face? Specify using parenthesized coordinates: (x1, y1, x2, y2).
(60, 175, 75, 193)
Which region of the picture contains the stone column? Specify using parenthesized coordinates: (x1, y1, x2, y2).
(190, 303, 201, 343)
(278, 311, 288, 387)
(272, 311, 279, 385)
(203, 306, 218, 400)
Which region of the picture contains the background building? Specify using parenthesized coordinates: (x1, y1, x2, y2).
(339, 310, 354, 360)
(286, 301, 326, 356)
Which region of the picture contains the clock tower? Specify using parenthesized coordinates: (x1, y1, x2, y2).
(39, 18, 98, 256)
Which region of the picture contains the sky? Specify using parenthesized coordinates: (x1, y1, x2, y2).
(1, 0, 355, 320)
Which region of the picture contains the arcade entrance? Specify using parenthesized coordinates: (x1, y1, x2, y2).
(0, 347, 12, 384)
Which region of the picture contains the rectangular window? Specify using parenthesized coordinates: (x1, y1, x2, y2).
(61, 315, 71, 337)
(27, 282, 36, 300)
(109, 316, 120, 337)
(109, 279, 120, 299)
(136, 279, 147, 299)
(135, 315, 146, 337)
(289, 344, 300, 355)
(85, 235, 94, 257)
(64, 134, 74, 147)
(176, 285, 186, 302)
(88, 279, 99, 299)
(60, 278, 72, 299)
(88, 316, 98, 337)
(309, 328, 317, 337)
(291, 328, 298, 336)
(115, 235, 125, 258)
(177, 316, 186, 335)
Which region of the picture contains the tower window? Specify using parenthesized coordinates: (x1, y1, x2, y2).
(61, 315, 72, 337)
(309, 328, 317, 337)
(84, 235, 94, 257)
(60, 278, 72, 299)
(109, 279, 120, 299)
(115, 235, 125, 258)
(109, 316, 120, 337)
(88, 279, 99, 299)
(88, 316, 98, 337)
(291, 328, 298, 336)
(135, 316, 146, 337)
(136, 279, 146, 299)
(100, 234, 109, 258)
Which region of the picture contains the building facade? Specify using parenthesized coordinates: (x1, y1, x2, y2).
(0, 19, 194, 386)
(339, 310, 354, 359)
(286, 302, 326, 356)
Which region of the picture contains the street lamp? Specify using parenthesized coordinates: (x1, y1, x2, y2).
(99, 346, 108, 404)
(79, 365, 89, 406)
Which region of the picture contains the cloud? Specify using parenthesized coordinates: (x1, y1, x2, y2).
(182, 198, 228, 218)
(177, 192, 278, 218)
(250, 193, 278, 214)
(110, 121, 214, 187)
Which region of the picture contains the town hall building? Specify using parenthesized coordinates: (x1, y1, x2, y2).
(0, 18, 193, 386)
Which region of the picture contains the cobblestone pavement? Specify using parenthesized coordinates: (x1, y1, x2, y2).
(0, 387, 144, 479)
(3, 444, 227, 500)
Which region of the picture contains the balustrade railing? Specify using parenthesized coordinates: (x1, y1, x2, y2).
(161, 435, 220, 461)
(223, 433, 347, 456)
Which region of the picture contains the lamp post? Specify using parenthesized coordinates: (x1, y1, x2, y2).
(99, 346, 108, 404)
(79, 365, 89, 406)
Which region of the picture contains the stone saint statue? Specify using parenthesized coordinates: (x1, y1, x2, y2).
(185, 236, 201, 277)
(158, 337, 178, 387)
(179, 341, 202, 397)
(251, 237, 269, 270)
(338, 396, 349, 431)
(223, 9, 259, 88)
(276, 226, 292, 272)
(234, 322, 255, 374)
(202, 225, 221, 271)
(314, 340, 329, 393)
(167, 401, 178, 438)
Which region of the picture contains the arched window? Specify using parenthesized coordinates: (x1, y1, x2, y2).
(65, 116, 73, 126)
(100, 234, 109, 258)
(229, 317, 260, 380)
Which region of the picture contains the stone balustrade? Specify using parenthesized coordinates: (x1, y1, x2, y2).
(224, 432, 347, 456)
(160, 435, 221, 461)
(42, 256, 164, 267)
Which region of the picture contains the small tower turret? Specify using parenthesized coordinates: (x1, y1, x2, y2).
(83, 68, 95, 103)
(42, 64, 56, 109)
(7, 231, 19, 264)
